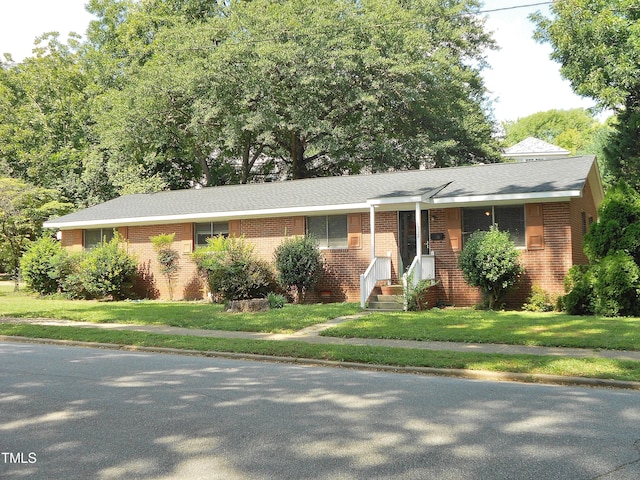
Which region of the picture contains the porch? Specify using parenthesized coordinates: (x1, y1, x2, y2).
(360, 254, 436, 310)
(359, 201, 437, 309)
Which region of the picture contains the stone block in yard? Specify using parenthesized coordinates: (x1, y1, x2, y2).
(226, 298, 270, 313)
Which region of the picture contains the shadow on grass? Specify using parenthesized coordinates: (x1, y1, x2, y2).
(0, 290, 361, 334)
(321, 309, 640, 351)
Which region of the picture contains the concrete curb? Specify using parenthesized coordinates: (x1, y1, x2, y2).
(3, 334, 640, 391)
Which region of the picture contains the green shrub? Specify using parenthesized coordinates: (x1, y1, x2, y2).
(567, 182, 640, 317)
(20, 237, 70, 295)
(561, 265, 596, 315)
(193, 236, 276, 302)
(457, 226, 523, 310)
(594, 252, 640, 317)
(523, 285, 555, 312)
(405, 278, 437, 311)
(274, 236, 322, 303)
(150, 233, 179, 300)
(77, 235, 138, 300)
(267, 292, 287, 309)
(60, 253, 91, 299)
(584, 182, 640, 264)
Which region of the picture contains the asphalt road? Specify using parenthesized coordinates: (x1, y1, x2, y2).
(1, 341, 639, 480)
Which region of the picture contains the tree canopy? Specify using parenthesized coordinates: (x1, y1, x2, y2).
(532, 0, 640, 189)
(0, 177, 72, 288)
(502, 108, 603, 153)
(1, 0, 502, 208)
(501, 108, 614, 183)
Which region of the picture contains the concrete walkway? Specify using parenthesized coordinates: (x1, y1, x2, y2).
(3, 314, 640, 362)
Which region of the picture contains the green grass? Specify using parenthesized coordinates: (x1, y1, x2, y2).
(3, 286, 640, 383)
(321, 308, 640, 351)
(1, 323, 640, 383)
(0, 286, 360, 333)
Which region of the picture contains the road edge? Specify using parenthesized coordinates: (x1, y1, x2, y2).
(3, 334, 640, 391)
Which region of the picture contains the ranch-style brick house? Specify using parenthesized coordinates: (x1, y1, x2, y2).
(44, 155, 603, 308)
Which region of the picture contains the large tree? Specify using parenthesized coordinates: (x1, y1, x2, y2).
(1, 0, 502, 203)
(0, 177, 72, 290)
(501, 108, 614, 183)
(532, 0, 640, 187)
(0, 34, 101, 206)
(92, 0, 501, 186)
(502, 108, 602, 153)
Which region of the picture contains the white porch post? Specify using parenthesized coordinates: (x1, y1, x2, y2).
(415, 202, 422, 282)
(370, 204, 376, 261)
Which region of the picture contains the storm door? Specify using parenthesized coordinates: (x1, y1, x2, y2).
(398, 210, 429, 273)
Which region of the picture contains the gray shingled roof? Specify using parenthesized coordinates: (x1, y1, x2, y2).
(45, 156, 597, 228)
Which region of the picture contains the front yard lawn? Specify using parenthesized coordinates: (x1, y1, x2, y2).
(3, 286, 640, 383)
(0, 286, 360, 333)
(1, 323, 640, 383)
(321, 309, 640, 351)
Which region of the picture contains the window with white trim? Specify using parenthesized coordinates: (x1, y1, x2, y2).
(84, 228, 115, 249)
(194, 222, 229, 247)
(307, 215, 348, 248)
(462, 205, 525, 247)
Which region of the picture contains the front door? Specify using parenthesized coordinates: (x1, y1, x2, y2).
(399, 211, 429, 272)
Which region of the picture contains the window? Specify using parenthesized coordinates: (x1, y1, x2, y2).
(462, 205, 525, 247)
(194, 222, 229, 247)
(307, 215, 348, 248)
(84, 228, 115, 249)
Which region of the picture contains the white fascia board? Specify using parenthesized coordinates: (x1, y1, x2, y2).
(366, 183, 450, 207)
(430, 190, 583, 206)
(44, 202, 370, 229)
(367, 195, 424, 206)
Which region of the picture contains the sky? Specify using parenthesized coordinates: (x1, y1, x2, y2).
(0, 0, 599, 124)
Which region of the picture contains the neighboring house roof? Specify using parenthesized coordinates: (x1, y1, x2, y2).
(45, 156, 601, 229)
(502, 137, 571, 160)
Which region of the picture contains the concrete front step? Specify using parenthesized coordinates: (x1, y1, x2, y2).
(367, 294, 404, 311)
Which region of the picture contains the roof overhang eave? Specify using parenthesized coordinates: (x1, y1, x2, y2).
(431, 190, 583, 207)
(43, 202, 373, 230)
(43, 189, 587, 230)
(367, 195, 425, 206)
(367, 183, 451, 208)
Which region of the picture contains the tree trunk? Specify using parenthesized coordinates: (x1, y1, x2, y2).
(198, 154, 211, 186)
(290, 133, 307, 179)
(241, 144, 251, 184)
(12, 264, 19, 292)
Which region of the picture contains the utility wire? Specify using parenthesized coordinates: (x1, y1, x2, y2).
(151, 1, 557, 52)
(479, 2, 553, 15)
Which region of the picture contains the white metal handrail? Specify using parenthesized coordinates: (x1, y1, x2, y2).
(360, 256, 392, 308)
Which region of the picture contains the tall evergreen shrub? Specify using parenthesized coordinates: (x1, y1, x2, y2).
(457, 226, 523, 309)
(274, 236, 322, 303)
(20, 236, 70, 295)
(78, 235, 138, 300)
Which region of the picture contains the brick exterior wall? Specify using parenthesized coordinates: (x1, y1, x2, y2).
(59, 178, 599, 307)
(60, 230, 83, 252)
(569, 173, 598, 265)
(121, 223, 203, 300)
(427, 201, 584, 308)
(428, 208, 482, 306)
(239, 212, 400, 303)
